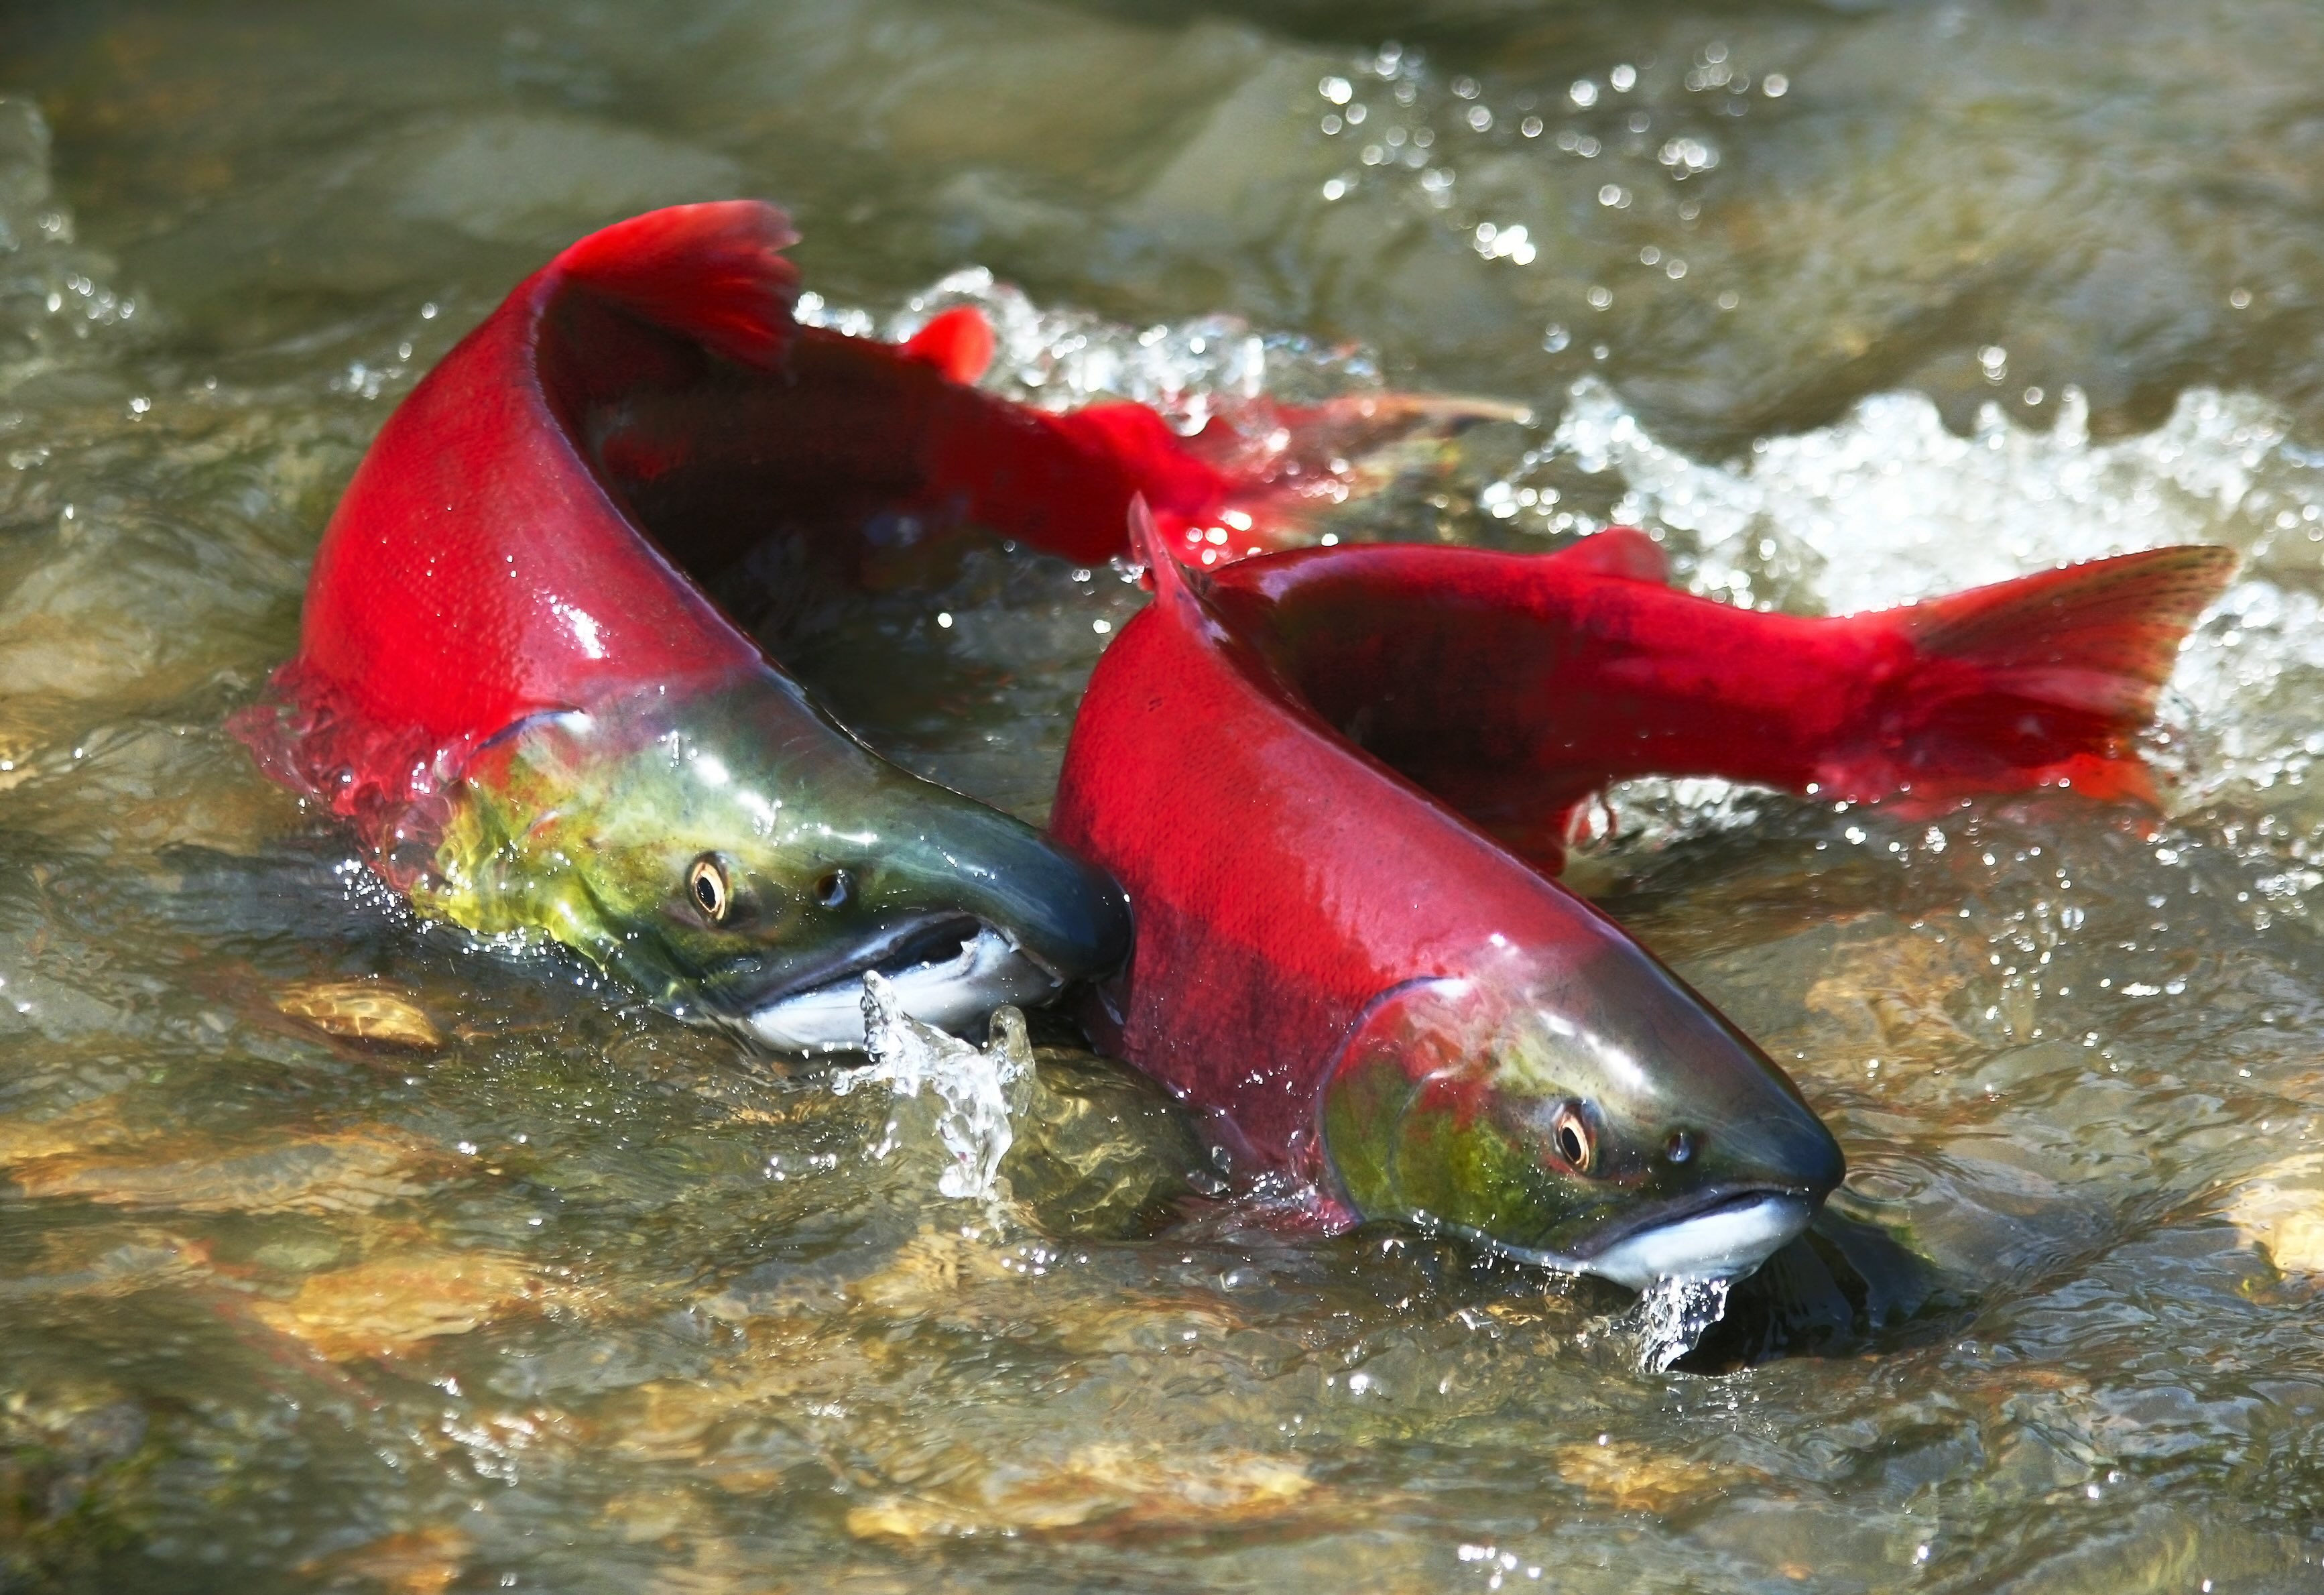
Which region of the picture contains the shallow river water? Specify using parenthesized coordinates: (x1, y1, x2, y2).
(5, 1, 2324, 1590)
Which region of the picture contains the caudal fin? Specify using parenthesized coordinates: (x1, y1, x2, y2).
(1160, 391, 1533, 565)
(1831, 544, 2236, 806)
(554, 200, 801, 371)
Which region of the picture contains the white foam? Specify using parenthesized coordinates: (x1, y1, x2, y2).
(833, 969, 1033, 1203)
(1548, 377, 2296, 612)
(798, 268, 1373, 441)
(1633, 1275, 1734, 1374)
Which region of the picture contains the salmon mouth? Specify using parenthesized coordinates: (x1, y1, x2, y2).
(713, 913, 1063, 1054)
(1495, 1184, 1823, 1291)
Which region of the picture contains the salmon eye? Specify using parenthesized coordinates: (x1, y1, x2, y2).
(814, 868, 853, 909)
(1552, 1104, 1596, 1175)
(688, 855, 731, 924)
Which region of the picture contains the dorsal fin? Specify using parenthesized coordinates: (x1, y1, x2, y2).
(554, 200, 801, 371)
(1542, 526, 1669, 584)
(1127, 493, 1221, 625)
(900, 306, 998, 385)
(1127, 493, 1185, 596)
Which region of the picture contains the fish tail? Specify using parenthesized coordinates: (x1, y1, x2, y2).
(554, 200, 802, 371)
(934, 391, 1528, 567)
(1158, 392, 1533, 565)
(1828, 544, 2237, 807)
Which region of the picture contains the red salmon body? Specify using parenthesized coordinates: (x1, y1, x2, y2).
(247, 201, 1447, 855)
(1053, 520, 2231, 1200)
(237, 200, 1485, 1064)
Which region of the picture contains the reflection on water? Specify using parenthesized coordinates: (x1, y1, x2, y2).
(4, 0, 2324, 1589)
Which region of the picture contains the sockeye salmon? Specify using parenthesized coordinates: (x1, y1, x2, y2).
(241, 200, 2233, 1289)
(238, 200, 1482, 1052)
(1055, 508, 2231, 1284)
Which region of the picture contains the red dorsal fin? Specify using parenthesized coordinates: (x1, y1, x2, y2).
(554, 200, 801, 371)
(900, 305, 997, 385)
(1128, 493, 1194, 602)
(1542, 526, 1669, 584)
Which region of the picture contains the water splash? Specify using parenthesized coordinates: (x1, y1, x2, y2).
(0, 97, 139, 370)
(1632, 1275, 1733, 1374)
(1546, 377, 2305, 614)
(834, 971, 1033, 1203)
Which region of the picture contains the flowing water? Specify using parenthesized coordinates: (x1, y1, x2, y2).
(3, 1, 2324, 1589)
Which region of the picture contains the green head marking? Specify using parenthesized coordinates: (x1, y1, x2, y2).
(414, 672, 1129, 1051)
(1320, 954, 1844, 1289)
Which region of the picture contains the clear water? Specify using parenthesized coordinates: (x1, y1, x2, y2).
(4, 2, 2324, 1590)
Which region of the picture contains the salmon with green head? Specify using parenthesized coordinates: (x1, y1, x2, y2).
(241, 202, 1465, 1045)
(1049, 504, 2228, 1285)
(414, 681, 1129, 1050)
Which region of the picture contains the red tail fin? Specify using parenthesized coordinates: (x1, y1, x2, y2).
(554, 200, 800, 371)
(1832, 544, 2236, 806)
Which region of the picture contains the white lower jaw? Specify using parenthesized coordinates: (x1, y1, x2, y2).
(742, 927, 1061, 1053)
(1500, 1193, 1815, 1292)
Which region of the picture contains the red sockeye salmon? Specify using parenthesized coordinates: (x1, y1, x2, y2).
(240, 201, 2231, 1286)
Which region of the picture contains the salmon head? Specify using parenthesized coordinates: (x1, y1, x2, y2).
(1050, 510, 1858, 1287)
(412, 675, 1129, 1052)
(1314, 937, 1844, 1290)
(243, 201, 1157, 1051)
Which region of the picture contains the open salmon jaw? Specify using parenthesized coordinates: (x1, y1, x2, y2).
(1506, 1189, 1823, 1291)
(740, 922, 1062, 1053)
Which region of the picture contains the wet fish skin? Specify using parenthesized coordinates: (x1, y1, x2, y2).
(1050, 512, 2230, 1283)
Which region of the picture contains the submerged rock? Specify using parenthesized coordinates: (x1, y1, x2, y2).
(273, 978, 444, 1051)
(295, 1526, 473, 1595)
(251, 1248, 545, 1362)
(844, 1441, 1312, 1539)
(2224, 1153, 2324, 1276)
(11, 1130, 438, 1215)
(1552, 1436, 1758, 1515)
